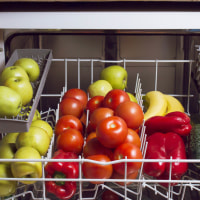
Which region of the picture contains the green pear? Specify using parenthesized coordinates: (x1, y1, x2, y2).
(0, 132, 19, 144)
(0, 65, 29, 85)
(88, 80, 112, 98)
(4, 77, 33, 106)
(100, 65, 128, 90)
(0, 86, 22, 118)
(11, 146, 42, 184)
(14, 58, 40, 82)
(16, 126, 50, 156)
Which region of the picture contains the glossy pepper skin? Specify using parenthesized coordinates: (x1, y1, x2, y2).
(45, 149, 79, 200)
(143, 132, 188, 186)
(144, 111, 192, 136)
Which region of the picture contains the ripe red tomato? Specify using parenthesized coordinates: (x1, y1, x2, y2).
(113, 143, 143, 176)
(115, 101, 144, 130)
(89, 107, 114, 130)
(86, 131, 97, 143)
(55, 115, 83, 137)
(83, 137, 113, 160)
(59, 97, 84, 118)
(103, 89, 130, 110)
(111, 170, 138, 186)
(56, 128, 84, 155)
(82, 154, 113, 184)
(124, 128, 141, 148)
(62, 88, 88, 109)
(96, 116, 128, 149)
(102, 189, 120, 200)
(86, 95, 104, 114)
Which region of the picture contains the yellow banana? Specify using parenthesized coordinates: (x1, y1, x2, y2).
(143, 91, 167, 121)
(164, 94, 184, 115)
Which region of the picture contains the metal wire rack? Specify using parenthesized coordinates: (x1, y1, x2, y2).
(0, 55, 200, 200)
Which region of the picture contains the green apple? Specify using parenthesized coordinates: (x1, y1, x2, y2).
(100, 65, 128, 90)
(4, 77, 33, 106)
(127, 92, 138, 103)
(11, 146, 42, 184)
(88, 80, 112, 98)
(14, 58, 40, 82)
(0, 143, 16, 165)
(0, 86, 22, 118)
(0, 163, 17, 197)
(0, 65, 29, 85)
(20, 106, 41, 121)
(0, 132, 19, 144)
(16, 126, 50, 156)
(31, 119, 53, 139)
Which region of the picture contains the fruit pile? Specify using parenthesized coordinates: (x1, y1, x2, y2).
(0, 58, 40, 118)
(0, 110, 53, 197)
(45, 65, 144, 199)
(143, 91, 192, 186)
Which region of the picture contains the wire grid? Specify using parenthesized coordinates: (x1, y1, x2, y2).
(1, 58, 199, 200)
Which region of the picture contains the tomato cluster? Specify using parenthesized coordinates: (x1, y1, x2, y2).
(55, 88, 87, 155)
(54, 88, 144, 186)
(83, 89, 144, 185)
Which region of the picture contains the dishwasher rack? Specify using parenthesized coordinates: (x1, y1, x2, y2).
(1, 55, 200, 200)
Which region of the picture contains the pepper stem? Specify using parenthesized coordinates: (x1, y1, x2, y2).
(53, 171, 66, 186)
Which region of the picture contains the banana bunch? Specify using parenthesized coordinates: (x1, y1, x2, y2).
(143, 91, 184, 121)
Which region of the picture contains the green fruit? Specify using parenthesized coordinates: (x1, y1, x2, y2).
(4, 77, 33, 106)
(14, 58, 40, 82)
(0, 143, 16, 165)
(19, 106, 41, 121)
(0, 86, 22, 118)
(0, 132, 19, 144)
(31, 119, 53, 138)
(127, 92, 138, 103)
(0, 66, 29, 85)
(0, 163, 17, 197)
(100, 65, 128, 90)
(11, 146, 42, 184)
(16, 126, 50, 156)
(88, 80, 112, 98)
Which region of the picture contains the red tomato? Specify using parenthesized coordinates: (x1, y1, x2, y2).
(96, 116, 128, 149)
(86, 122, 95, 134)
(86, 95, 104, 114)
(62, 88, 88, 109)
(86, 131, 97, 143)
(113, 143, 143, 176)
(82, 154, 113, 184)
(103, 89, 130, 110)
(102, 189, 120, 200)
(83, 137, 113, 160)
(111, 170, 138, 186)
(124, 128, 141, 149)
(55, 115, 83, 137)
(56, 129, 84, 155)
(80, 110, 87, 126)
(115, 101, 144, 130)
(89, 107, 114, 130)
(59, 97, 84, 118)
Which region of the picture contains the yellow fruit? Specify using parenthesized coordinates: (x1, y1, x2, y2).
(143, 91, 167, 121)
(164, 94, 184, 115)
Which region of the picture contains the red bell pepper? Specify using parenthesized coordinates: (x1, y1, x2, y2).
(144, 111, 192, 136)
(45, 149, 79, 200)
(143, 132, 188, 186)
